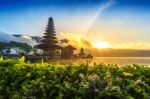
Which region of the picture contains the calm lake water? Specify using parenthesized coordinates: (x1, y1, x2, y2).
(49, 57, 150, 66)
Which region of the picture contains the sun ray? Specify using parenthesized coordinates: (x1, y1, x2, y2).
(84, 0, 114, 34)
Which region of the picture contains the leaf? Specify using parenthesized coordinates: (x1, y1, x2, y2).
(0, 55, 3, 61)
(18, 56, 25, 63)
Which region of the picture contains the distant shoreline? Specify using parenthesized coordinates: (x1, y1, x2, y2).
(94, 56, 150, 57)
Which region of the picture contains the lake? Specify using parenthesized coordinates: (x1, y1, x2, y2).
(49, 57, 150, 66)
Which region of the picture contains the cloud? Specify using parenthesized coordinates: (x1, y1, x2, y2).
(58, 32, 92, 49)
(0, 31, 18, 42)
(0, 31, 37, 47)
(58, 32, 150, 50)
(16, 35, 37, 46)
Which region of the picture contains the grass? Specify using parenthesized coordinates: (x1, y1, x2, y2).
(0, 57, 150, 99)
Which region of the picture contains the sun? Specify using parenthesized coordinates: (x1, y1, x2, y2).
(93, 41, 110, 49)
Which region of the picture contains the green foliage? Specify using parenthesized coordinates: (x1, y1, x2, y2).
(9, 41, 32, 55)
(0, 55, 3, 61)
(0, 59, 149, 99)
(0, 41, 32, 55)
(18, 56, 25, 63)
(0, 42, 8, 54)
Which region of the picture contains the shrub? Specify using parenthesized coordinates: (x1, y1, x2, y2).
(0, 59, 149, 99)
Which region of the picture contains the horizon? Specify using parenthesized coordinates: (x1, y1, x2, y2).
(0, 0, 150, 49)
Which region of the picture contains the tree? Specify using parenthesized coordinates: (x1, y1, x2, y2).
(9, 41, 32, 55)
(0, 42, 8, 55)
(60, 39, 69, 44)
(0, 41, 32, 56)
(5, 47, 11, 55)
(78, 47, 86, 58)
(36, 17, 61, 58)
(80, 47, 84, 53)
(32, 46, 38, 55)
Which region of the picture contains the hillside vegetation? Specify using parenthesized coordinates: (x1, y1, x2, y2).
(0, 57, 150, 99)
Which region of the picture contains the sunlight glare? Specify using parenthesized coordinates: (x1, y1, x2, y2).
(93, 41, 110, 48)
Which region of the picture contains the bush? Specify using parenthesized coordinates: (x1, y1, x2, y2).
(0, 59, 149, 99)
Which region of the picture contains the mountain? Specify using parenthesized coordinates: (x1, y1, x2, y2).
(0, 31, 40, 46)
(1, 31, 150, 57)
(86, 48, 150, 57)
(0, 31, 18, 42)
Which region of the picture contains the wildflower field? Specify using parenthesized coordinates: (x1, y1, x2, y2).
(0, 57, 150, 99)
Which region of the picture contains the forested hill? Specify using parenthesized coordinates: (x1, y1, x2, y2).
(1, 31, 150, 57)
(86, 48, 150, 57)
(0, 31, 41, 45)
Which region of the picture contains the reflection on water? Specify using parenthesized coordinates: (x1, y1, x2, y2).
(48, 57, 150, 65)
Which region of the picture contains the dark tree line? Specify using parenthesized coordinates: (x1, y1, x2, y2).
(0, 41, 32, 55)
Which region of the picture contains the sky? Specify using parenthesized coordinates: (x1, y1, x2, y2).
(0, 0, 150, 49)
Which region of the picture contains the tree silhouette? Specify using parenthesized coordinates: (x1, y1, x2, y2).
(80, 47, 84, 53)
(60, 39, 69, 44)
(0, 42, 8, 55)
(9, 41, 32, 55)
(37, 17, 61, 58)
